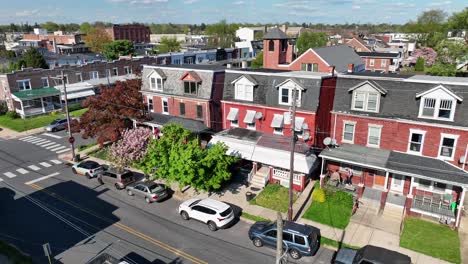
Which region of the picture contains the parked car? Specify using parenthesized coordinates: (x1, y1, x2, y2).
(334, 245, 411, 264)
(45, 118, 69, 132)
(72, 161, 104, 178)
(248, 220, 320, 260)
(178, 198, 235, 231)
(126, 182, 169, 203)
(97, 168, 135, 190)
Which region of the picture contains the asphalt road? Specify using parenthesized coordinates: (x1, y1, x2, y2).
(0, 134, 335, 264)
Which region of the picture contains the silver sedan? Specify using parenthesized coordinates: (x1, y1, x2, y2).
(126, 182, 169, 203)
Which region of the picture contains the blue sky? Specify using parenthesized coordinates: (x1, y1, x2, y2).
(0, 0, 466, 25)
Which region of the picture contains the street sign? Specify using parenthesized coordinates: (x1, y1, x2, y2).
(43, 243, 52, 257)
(69, 136, 75, 144)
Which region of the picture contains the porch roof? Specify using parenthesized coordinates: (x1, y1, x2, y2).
(320, 144, 468, 186)
(146, 112, 210, 134)
(12, 87, 60, 101)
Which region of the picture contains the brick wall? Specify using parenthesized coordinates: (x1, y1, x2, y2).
(363, 57, 390, 72)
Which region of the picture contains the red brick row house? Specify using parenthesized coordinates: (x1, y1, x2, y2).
(319, 73, 468, 227)
(357, 52, 401, 73)
(139, 64, 226, 140)
(208, 68, 337, 191)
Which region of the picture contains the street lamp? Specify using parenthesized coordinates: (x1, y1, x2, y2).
(50, 70, 77, 161)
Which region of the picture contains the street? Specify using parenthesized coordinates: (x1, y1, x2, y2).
(0, 131, 335, 264)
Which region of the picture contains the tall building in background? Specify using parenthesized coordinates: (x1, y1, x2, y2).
(106, 24, 151, 43)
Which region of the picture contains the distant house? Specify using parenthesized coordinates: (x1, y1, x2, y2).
(357, 52, 401, 72)
(346, 37, 372, 52)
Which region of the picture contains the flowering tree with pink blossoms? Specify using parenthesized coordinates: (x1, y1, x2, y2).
(410, 48, 437, 66)
(108, 127, 153, 171)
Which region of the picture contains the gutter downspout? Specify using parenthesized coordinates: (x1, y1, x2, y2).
(332, 112, 337, 141)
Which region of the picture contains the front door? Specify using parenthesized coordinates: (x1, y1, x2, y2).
(390, 174, 404, 193)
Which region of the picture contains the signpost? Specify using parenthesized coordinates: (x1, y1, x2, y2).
(42, 243, 52, 264)
(69, 136, 75, 144)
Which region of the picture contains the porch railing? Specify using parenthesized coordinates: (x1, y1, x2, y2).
(272, 168, 302, 184)
(247, 167, 254, 183)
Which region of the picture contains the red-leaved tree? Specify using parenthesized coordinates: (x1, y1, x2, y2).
(74, 79, 147, 145)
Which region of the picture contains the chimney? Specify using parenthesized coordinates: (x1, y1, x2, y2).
(282, 24, 287, 33)
(329, 66, 335, 76)
(226, 63, 232, 69)
(347, 63, 354, 73)
(241, 60, 248, 69)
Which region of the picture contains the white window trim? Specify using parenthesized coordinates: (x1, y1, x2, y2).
(76, 72, 83, 82)
(366, 124, 382, 148)
(147, 97, 154, 113)
(113, 67, 119, 76)
(342, 121, 356, 144)
(278, 87, 302, 107)
(41, 77, 49, 88)
(437, 133, 459, 161)
(162, 97, 169, 115)
(407, 129, 426, 155)
(230, 120, 239, 127)
(106, 69, 111, 77)
(369, 59, 375, 66)
(418, 96, 456, 122)
(89, 71, 99, 79)
(124, 66, 132, 75)
(17, 79, 31, 90)
(246, 121, 256, 130)
(381, 59, 386, 67)
(234, 83, 254, 101)
(351, 91, 380, 113)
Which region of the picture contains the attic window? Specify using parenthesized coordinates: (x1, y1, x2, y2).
(419, 97, 455, 121)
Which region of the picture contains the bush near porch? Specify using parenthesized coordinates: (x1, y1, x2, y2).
(250, 183, 298, 213)
(400, 217, 461, 264)
(0, 108, 88, 132)
(302, 183, 354, 229)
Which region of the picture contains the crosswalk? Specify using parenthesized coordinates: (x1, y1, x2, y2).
(18, 135, 71, 154)
(1, 159, 62, 180)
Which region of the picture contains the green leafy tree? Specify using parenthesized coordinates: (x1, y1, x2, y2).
(416, 9, 447, 32)
(83, 27, 112, 53)
(426, 62, 457, 76)
(103, 40, 135, 61)
(157, 37, 181, 54)
(447, 8, 468, 31)
(41, 21, 60, 32)
(296, 32, 328, 55)
(250, 51, 263, 69)
(415, 57, 425, 72)
(9, 48, 48, 71)
(205, 20, 238, 48)
(80, 22, 93, 34)
(435, 39, 468, 64)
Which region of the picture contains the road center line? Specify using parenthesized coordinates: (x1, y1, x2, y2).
(25, 172, 60, 185)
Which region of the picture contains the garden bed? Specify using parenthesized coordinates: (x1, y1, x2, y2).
(302, 184, 353, 229)
(400, 217, 461, 264)
(249, 184, 298, 213)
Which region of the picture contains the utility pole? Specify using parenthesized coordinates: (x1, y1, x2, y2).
(60, 70, 76, 161)
(287, 87, 297, 221)
(276, 212, 283, 264)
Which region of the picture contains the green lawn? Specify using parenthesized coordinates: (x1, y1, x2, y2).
(400, 217, 461, 264)
(0, 240, 34, 264)
(241, 212, 272, 222)
(78, 142, 97, 151)
(249, 184, 298, 213)
(302, 187, 353, 229)
(0, 108, 87, 132)
(89, 147, 110, 161)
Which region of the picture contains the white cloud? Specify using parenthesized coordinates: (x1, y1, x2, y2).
(273, 1, 319, 12)
(184, 0, 199, 4)
(108, 0, 168, 4)
(389, 2, 416, 8)
(233, 1, 245, 4)
(352, 5, 360, 9)
(15, 9, 39, 17)
(428, 1, 451, 6)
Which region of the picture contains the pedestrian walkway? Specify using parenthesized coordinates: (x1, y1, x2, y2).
(0, 159, 62, 181)
(18, 135, 70, 154)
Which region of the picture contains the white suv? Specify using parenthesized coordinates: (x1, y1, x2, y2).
(179, 198, 235, 231)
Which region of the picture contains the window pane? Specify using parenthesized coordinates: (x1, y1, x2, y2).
(245, 85, 253, 101)
(179, 103, 185, 116)
(312, 63, 318, 72)
(422, 98, 436, 117)
(266, 230, 276, 237)
(410, 133, 423, 152)
(368, 127, 380, 145)
(235, 84, 244, 100)
(184, 82, 190, 93)
(440, 137, 455, 157)
(283, 232, 293, 242)
(197, 105, 203, 119)
(354, 93, 365, 109)
(295, 235, 306, 245)
(344, 123, 354, 141)
(367, 94, 378, 111)
(281, 88, 289, 103)
(438, 99, 452, 118)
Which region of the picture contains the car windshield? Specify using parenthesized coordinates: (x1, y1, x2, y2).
(220, 207, 232, 217)
(51, 119, 61, 125)
(120, 172, 133, 179)
(189, 199, 201, 207)
(149, 184, 164, 193)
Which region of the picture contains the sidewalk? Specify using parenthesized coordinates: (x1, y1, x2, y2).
(0, 126, 45, 140)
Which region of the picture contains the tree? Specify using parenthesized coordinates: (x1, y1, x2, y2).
(103, 40, 135, 61)
(426, 62, 457, 76)
(410, 48, 437, 66)
(447, 8, 468, 31)
(296, 32, 328, 54)
(205, 20, 238, 48)
(41, 21, 60, 32)
(416, 9, 447, 32)
(74, 79, 147, 145)
(79, 22, 93, 34)
(157, 37, 181, 54)
(251, 51, 263, 69)
(138, 124, 237, 192)
(108, 127, 153, 171)
(9, 48, 48, 71)
(435, 39, 468, 64)
(83, 27, 112, 53)
(414, 57, 425, 71)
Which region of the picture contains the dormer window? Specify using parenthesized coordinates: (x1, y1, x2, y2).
(416, 85, 462, 122)
(232, 75, 257, 102)
(147, 68, 166, 92)
(276, 79, 304, 107)
(184, 81, 198, 95)
(349, 81, 387, 113)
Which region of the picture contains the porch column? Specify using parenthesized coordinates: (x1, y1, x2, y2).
(320, 174, 325, 189)
(252, 162, 258, 174)
(357, 183, 364, 199)
(40, 97, 45, 113)
(320, 158, 325, 176)
(384, 171, 389, 191)
(456, 187, 466, 228)
(409, 177, 415, 195)
(19, 100, 24, 117)
(405, 194, 413, 216)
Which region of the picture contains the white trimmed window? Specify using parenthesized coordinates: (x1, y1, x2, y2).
(17, 80, 31, 90)
(235, 83, 253, 101)
(89, 71, 99, 79)
(352, 91, 379, 112)
(418, 87, 459, 121)
(112, 67, 118, 76)
(369, 59, 375, 66)
(150, 77, 163, 91)
(124, 66, 132, 75)
(367, 125, 382, 147)
(162, 98, 169, 114)
(76, 72, 83, 82)
(438, 133, 459, 160)
(148, 98, 153, 112)
(279, 87, 301, 107)
(273, 127, 283, 135)
(407, 129, 426, 155)
(41, 77, 49, 88)
(381, 59, 386, 67)
(342, 121, 356, 143)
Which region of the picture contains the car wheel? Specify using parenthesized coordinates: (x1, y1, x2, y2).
(115, 183, 122, 190)
(145, 197, 151, 203)
(52, 128, 57, 132)
(289, 249, 301, 260)
(253, 238, 263, 247)
(127, 190, 133, 196)
(72, 168, 77, 174)
(85, 173, 92, 179)
(180, 211, 189, 220)
(207, 221, 218, 231)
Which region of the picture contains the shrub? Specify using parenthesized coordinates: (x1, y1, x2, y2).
(312, 187, 326, 203)
(67, 103, 83, 112)
(0, 101, 8, 115)
(415, 57, 425, 71)
(6, 111, 19, 119)
(50, 111, 57, 116)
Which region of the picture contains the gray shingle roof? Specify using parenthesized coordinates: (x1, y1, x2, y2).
(148, 112, 209, 133)
(334, 76, 468, 127)
(313, 45, 364, 73)
(263, 27, 289, 40)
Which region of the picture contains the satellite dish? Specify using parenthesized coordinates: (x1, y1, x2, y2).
(331, 139, 337, 146)
(303, 132, 310, 141)
(323, 137, 332, 146)
(255, 112, 263, 120)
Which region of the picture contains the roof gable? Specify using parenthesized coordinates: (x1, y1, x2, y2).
(348, 80, 388, 95)
(275, 78, 305, 90)
(231, 75, 258, 86)
(312, 45, 364, 73)
(415, 85, 463, 102)
(180, 71, 202, 82)
(146, 68, 167, 79)
(263, 27, 289, 40)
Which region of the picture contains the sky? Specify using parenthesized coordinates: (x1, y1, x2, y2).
(0, 0, 466, 25)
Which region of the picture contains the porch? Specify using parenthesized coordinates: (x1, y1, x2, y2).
(11, 87, 62, 118)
